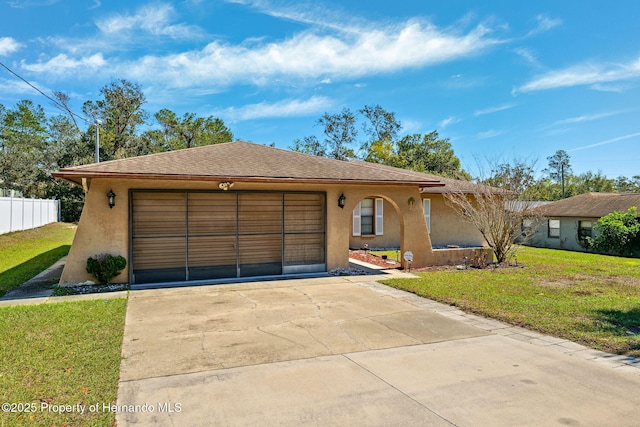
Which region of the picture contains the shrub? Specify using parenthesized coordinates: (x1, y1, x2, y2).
(587, 207, 640, 257)
(86, 254, 127, 284)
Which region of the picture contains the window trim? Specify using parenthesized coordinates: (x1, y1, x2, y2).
(548, 219, 560, 239)
(423, 198, 431, 233)
(353, 198, 384, 236)
(360, 198, 375, 236)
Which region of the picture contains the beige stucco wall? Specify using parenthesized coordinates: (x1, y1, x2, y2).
(349, 198, 401, 249)
(427, 194, 486, 248)
(347, 193, 486, 250)
(60, 178, 435, 285)
(61, 178, 130, 284)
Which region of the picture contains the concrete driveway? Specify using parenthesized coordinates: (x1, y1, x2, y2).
(117, 274, 640, 426)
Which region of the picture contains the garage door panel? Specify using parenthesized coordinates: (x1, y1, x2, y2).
(188, 193, 237, 235)
(132, 237, 186, 270)
(132, 192, 186, 236)
(238, 235, 282, 263)
(188, 236, 236, 267)
(284, 233, 326, 266)
(238, 194, 282, 234)
(238, 234, 282, 277)
(284, 193, 325, 233)
(132, 236, 187, 283)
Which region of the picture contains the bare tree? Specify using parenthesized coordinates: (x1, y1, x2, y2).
(444, 159, 544, 264)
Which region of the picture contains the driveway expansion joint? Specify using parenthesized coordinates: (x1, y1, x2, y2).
(341, 353, 458, 426)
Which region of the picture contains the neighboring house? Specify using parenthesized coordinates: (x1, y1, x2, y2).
(53, 141, 489, 286)
(527, 192, 640, 252)
(348, 161, 487, 250)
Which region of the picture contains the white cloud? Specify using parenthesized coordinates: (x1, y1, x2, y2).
(513, 47, 542, 68)
(476, 129, 503, 139)
(21, 53, 106, 74)
(552, 110, 625, 126)
(19, 2, 502, 92)
(399, 118, 423, 134)
(473, 103, 516, 116)
(526, 14, 562, 37)
(438, 116, 460, 128)
(215, 95, 333, 121)
(225, 0, 363, 34)
(515, 56, 640, 93)
(8, 0, 58, 7)
(117, 18, 500, 90)
(0, 77, 49, 96)
(0, 37, 22, 56)
(96, 3, 202, 39)
(569, 131, 640, 152)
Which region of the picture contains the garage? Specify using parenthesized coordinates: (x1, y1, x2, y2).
(130, 190, 326, 284)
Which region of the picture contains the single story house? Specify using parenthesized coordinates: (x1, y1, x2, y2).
(53, 141, 489, 286)
(527, 192, 640, 252)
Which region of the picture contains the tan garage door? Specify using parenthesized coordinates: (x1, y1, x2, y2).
(131, 191, 326, 284)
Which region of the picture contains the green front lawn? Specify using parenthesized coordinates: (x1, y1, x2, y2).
(0, 223, 77, 297)
(0, 298, 127, 427)
(383, 246, 640, 357)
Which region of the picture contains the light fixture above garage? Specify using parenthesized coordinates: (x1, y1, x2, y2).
(218, 182, 234, 191)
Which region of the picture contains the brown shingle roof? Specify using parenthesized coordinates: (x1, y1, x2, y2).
(53, 140, 444, 187)
(349, 160, 487, 193)
(534, 192, 640, 218)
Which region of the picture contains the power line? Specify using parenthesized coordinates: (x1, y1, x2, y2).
(0, 61, 90, 126)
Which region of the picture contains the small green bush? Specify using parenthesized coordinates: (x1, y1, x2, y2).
(86, 254, 127, 284)
(587, 207, 640, 257)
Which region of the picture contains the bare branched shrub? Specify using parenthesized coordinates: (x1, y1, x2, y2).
(444, 159, 545, 263)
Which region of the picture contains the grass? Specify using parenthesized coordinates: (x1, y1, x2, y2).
(0, 223, 77, 297)
(0, 297, 127, 427)
(383, 246, 640, 357)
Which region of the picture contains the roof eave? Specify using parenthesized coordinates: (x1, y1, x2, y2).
(51, 171, 444, 188)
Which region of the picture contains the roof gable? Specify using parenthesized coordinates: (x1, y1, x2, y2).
(53, 140, 443, 187)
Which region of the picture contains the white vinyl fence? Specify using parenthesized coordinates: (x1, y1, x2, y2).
(0, 195, 61, 234)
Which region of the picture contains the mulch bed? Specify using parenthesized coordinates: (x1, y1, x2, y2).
(349, 250, 401, 268)
(349, 250, 523, 272)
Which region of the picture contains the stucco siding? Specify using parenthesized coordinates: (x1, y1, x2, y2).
(61, 178, 130, 284)
(348, 194, 486, 250)
(427, 195, 486, 247)
(60, 179, 435, 285)
(349, 198, 401, 249)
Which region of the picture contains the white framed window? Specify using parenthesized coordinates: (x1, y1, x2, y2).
(548, 219, 560, 238)
(353, 198, 383, 236)
(423, 198, 431, 233)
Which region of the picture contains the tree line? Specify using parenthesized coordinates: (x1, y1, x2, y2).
(292, 105, 639, 199)
(290, 105, 470, 179)
(2, 83, 637, 224)
(0, 79, 234, 221)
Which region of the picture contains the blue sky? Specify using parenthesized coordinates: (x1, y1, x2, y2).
(1, 0, 639, 179)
